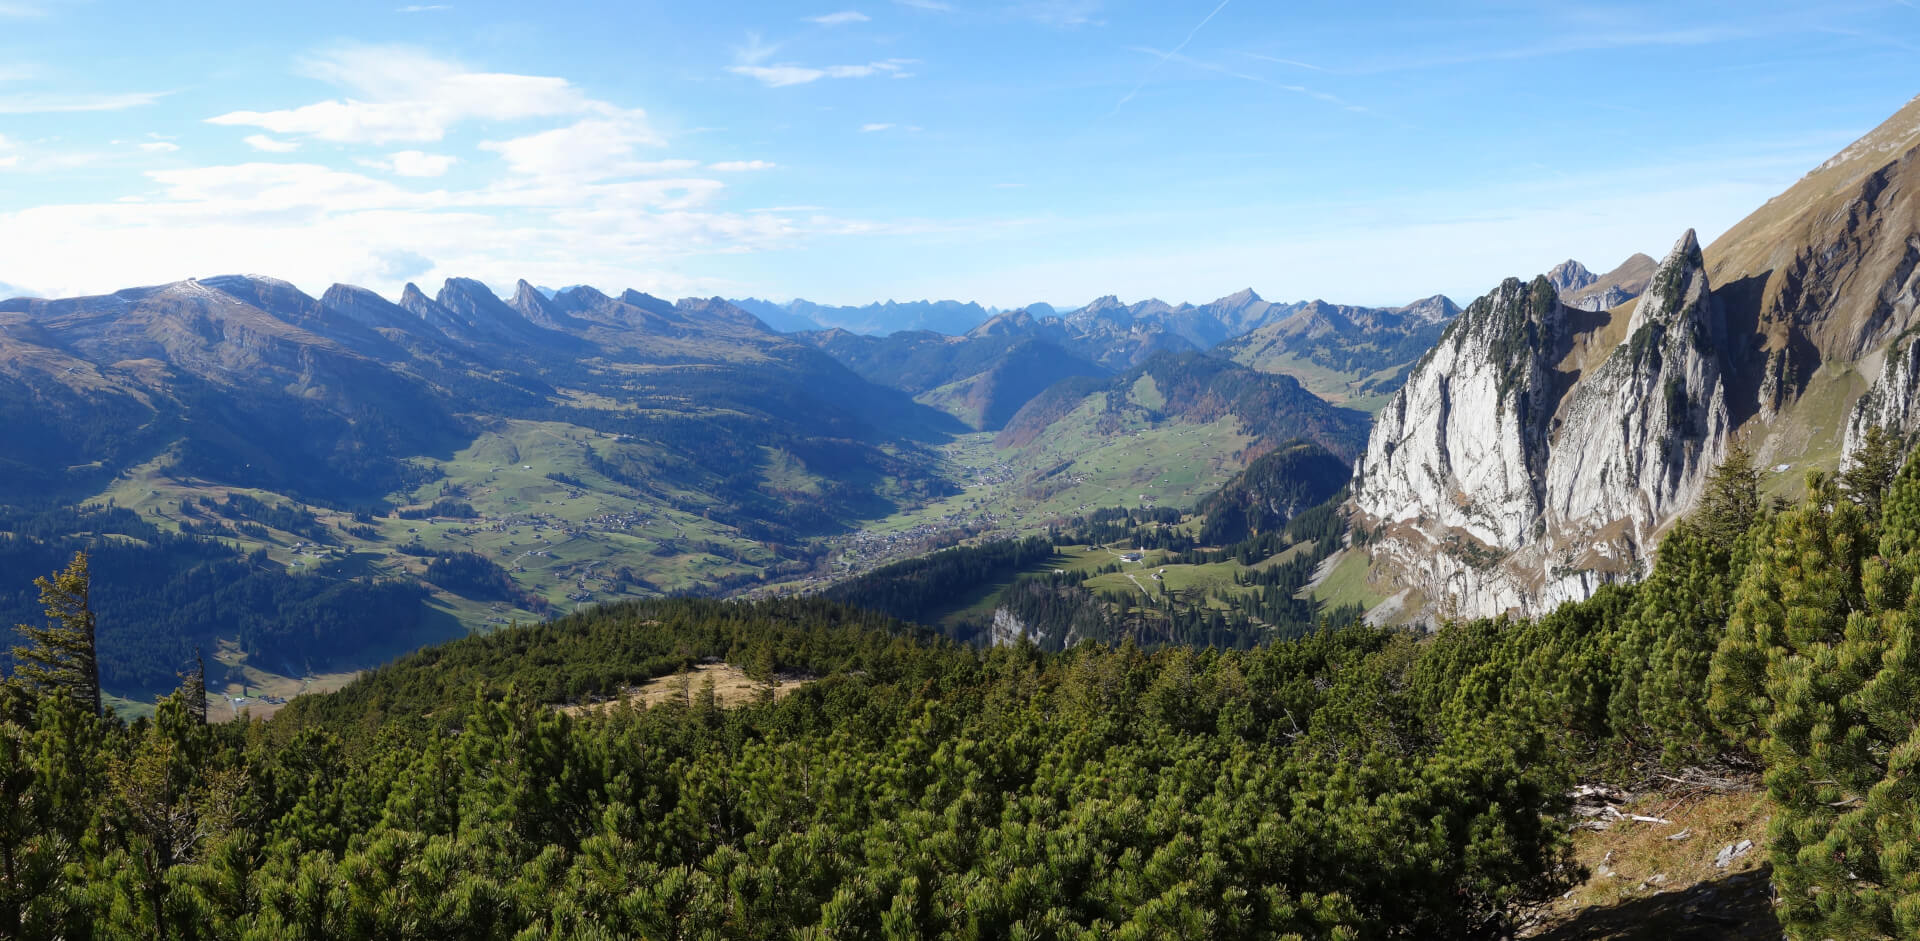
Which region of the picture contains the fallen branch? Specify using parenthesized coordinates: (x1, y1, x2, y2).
(1603, 806, 1674, 825)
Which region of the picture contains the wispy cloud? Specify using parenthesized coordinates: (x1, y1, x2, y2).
(396, 4, 451, 11)
(1239, 52, 1323, 71)
(479, 113, 668, 179)
(243, 134, 300, 153)
(861, 123, 895, 132)
(1336, 21, 1809, 75)
(208, 45, 599, 144)
(893, 0, 951, 10)
(1014, 0, 1102, 27)
(735, 33, 782, 65)
(1129, 46, 1366, 112)
(730, 59, 914, 87)
(361, 150, 459, 177)
(808, 10, 869, 25)
(0, 90, 168, 114)
(709, 160, 776, 171)
(1114, 0, 1232, 111)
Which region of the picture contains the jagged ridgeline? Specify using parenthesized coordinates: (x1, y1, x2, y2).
(4, 592, 1582, 938)
(1350, 93, 1920, 622)
(0, 275, 971, 700)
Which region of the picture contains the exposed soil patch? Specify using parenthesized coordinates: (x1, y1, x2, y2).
(1523, 785, 1779, 939)
(557, 662, 815, 716)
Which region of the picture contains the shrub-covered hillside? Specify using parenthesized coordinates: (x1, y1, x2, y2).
(6, 592, 1575, 939)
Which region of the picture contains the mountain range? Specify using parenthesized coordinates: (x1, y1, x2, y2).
(11, 93, 1920, 705)
(0, 266, 1401, 700)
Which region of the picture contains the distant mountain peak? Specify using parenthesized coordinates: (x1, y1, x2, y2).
(511, 279, 571, 328)
(201, 273, 300, 293)
(618, 289, 678, 317)
(1545, 259, 1598, 296)
(1561, 252, 1660, 313)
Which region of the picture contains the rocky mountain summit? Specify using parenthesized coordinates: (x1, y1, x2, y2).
(1546, 259, 1598, 296)
(1559, 254, 1658, 312)
(1353, 93, 1920, 620)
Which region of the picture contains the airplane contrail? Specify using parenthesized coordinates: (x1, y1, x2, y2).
(1114, 0, 1234, 111)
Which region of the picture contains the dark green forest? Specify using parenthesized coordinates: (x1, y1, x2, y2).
(9, 437, 1920, 938)
(0, 506, 454, 698)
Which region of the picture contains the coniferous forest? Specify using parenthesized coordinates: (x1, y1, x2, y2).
(7, 438, 1920, 938)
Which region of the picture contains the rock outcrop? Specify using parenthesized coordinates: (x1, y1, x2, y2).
(1545, 231, 1731, 546)
(1352, 232, 1732, 619)
(1845, 331, 1920, 465)
(1547, 260, 1598, 296)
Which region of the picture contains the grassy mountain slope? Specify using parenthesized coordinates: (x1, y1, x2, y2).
(1562, 253, 1658, 311)
(1698, 94, 1920, 473)
(997, 352, 1370, 460)
(1215, 295, 1458, 413)
(0, 274, 968, 703)
(797, 328, 1107, 430)
(798, 356, 1368, 611)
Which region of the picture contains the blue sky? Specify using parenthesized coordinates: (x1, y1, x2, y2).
(0, 0, 1915, 311)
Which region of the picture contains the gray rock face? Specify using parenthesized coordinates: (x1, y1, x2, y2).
(1547, 259, 1598, 296)
(1845, 332, 1920, 465)
(1547, 231, 1731, 549)
(1569, 285, 1635, 312)
(320, 283, 421, 332)
(1352, 231, 1732, 619)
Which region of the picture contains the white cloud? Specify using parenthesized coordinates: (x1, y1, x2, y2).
(893, 0, 951, 10)
(809, 10, 869, 24)
(731, 59, 913, 87)
(0, 47, 904, 303)
(207, 45, 599, 144)
(729, 65, 829, 87)
(0, 90, 167, 114)
(364, 150, 459, 177)
(243, 134, 300, 153)
(145, 163, 437, 213)
(860, 123, 894, 132)
(397, 3, 451, 10)
(0, 151, 871, 300)
(137, 141, 179, 153)
(479, 112, 676, 179)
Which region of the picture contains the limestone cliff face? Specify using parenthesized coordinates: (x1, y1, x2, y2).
(1355, 277, 1559, 551)
(1846, 332, 1920, 465)
(1546, 231, 1730, 545)
(1352, 231, 1732, 619)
